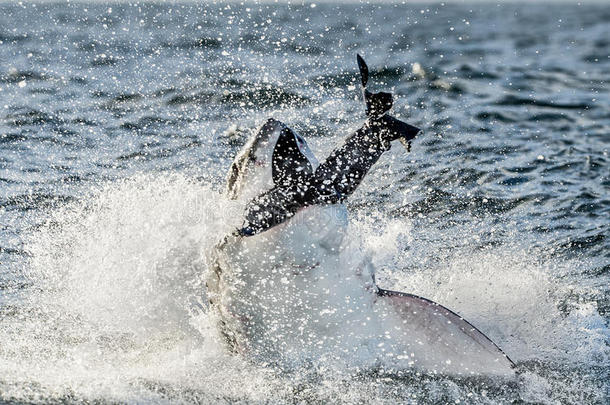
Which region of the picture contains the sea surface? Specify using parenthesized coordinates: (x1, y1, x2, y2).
(0, 1, 608, 404)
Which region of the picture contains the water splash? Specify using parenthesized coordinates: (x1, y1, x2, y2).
(0, 174, 605, 403)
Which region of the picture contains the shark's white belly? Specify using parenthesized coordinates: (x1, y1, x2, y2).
(208, 203, 515, 375)
(207, 204, 393, 366)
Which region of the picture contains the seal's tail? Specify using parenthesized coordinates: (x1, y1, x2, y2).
(357, 54, 394, 118)
(356, 54, 421, 148)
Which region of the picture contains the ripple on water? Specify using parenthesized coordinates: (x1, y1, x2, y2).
(0, 1, 607, 403)
(495, 95, 593, 110)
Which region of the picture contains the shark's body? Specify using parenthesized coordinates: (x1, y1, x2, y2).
(206, 56, 515, 376)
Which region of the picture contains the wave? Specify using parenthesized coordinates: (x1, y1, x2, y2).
(495, 95, 593, 110)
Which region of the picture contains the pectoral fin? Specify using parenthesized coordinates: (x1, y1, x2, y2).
(377, 288, 515, 376)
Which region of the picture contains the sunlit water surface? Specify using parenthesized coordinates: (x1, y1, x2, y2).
(0, 2, 608, 404)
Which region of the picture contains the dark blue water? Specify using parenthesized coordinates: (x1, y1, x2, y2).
(0, 2, 608, 403)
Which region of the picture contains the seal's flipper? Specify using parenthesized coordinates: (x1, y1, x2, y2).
(374, 114, 421, 148)
(357, 54, 369, 88)
(377, 288, 515, 376)
(356, 55, 394, 118)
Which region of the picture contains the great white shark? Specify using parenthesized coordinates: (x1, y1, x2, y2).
(206, 55, 515, 376)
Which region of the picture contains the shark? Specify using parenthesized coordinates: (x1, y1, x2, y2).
(206, 55, 515, 377)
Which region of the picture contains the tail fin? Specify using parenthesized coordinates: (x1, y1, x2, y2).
(357, 54, 393, 118)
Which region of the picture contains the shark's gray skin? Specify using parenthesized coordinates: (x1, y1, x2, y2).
(207, 55, 515, 376)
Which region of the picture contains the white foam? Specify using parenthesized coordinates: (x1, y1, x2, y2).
(0, 174, 606, 403)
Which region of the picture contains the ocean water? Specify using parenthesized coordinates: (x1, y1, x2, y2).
(0, 1, 608, 403)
